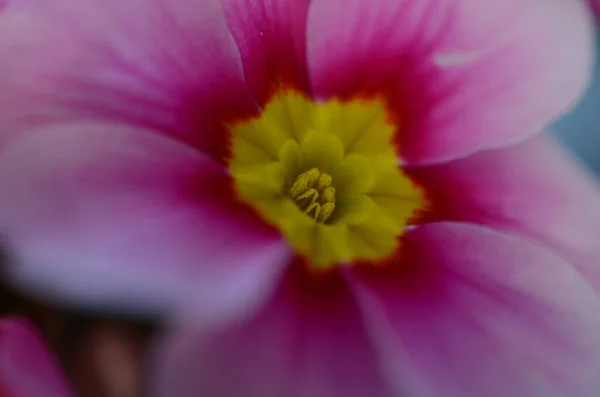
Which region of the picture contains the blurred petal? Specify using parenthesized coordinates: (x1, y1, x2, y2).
(222, 0, 311, 102)
(0, 0, 256, 160)
(590, 0, 600, 18)
(149, 260, 393, 397)
(0, 124, 289, 320)
(349, 222, 600, 397)
(0, 317, 73, 397)
(307, 0, 594, 164)
(410, 135, 600, 293)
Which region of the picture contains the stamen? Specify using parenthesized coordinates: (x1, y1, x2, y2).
(318, 202, 335, 223)
(296, 188, 319, 204)
(289, 168, 336, 223)
(316, 173, 333, 191)
(289, 168, 320, 198)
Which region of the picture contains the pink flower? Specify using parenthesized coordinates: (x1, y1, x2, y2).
(0, 317, 73, 397)
(0, 0, 600, 395)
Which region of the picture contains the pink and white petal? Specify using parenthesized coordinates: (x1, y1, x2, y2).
(409, 134, 600, 293)
(0, 124, 289, 321)
(0, 317, 74, 397)
(221, 0, 311, 103)
(149, 261, 394, 397)
(0, 0, 256, 160)
(307, 0, 594, 164)
(348, 222, 600, 397)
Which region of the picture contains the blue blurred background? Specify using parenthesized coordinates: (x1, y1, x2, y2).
(552, 28, 600, 176)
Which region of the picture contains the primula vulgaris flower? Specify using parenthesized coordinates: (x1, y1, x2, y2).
(0, 317, 73, 397)
(1, 0, 600, 395)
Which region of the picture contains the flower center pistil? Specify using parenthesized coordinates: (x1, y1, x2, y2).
(289, 168, 336, 224)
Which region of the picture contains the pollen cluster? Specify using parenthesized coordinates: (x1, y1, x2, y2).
(289, 168, 336, 223)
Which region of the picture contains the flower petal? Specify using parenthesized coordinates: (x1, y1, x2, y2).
(409, 134, 600, 293)
(307, 0, 594, 164)
(0, 124, 289, 321)
(0, 317, 74, 397)
(348, 222, 600, 397)
(149, 260, 393, 397)
(0, 0, 256, 161)
(590, 0, 600, 18)
(221, 0, 311, 102)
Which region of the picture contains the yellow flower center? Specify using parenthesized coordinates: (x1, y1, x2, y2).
(227, 90, 426, 270)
